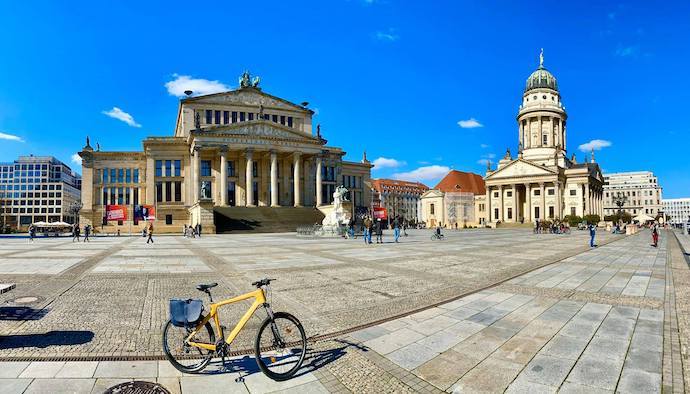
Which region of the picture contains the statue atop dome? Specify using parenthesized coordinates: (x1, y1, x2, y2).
(539, 48, 544, 68)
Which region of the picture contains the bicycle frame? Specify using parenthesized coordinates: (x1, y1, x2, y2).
(185, 287, 266, 352)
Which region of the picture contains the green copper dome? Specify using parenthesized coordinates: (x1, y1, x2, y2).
(525, 66, 558, 92)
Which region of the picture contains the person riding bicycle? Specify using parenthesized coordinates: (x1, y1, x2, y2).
(436, 225, 442, 237)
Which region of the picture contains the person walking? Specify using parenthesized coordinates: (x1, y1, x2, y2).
(393, 216, 400, 243)
(403, 219, 408, 237)
(28, 224, 35, 243)
(72, 224, 81, 242)
(375, 218, 383, 244)
(183, 224, 188, 238)
(83, 225, 91, 242)
(589, 222, 596, 248)
(363, 216, 372, 244)
(651, 222, 659, 247)
(146, 222, 154, 244)
(196, 223, 202, 237)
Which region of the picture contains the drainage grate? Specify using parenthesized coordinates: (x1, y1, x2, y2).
(104, 381, 170, 394)
(12, 296, 40, 304)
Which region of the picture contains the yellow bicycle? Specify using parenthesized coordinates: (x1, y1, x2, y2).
(162, 278, 306, 381)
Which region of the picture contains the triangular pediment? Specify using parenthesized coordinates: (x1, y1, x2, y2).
(421, 189, 445, 198)
(486, 159, 557, 180)
(184, 88, 309, 113)
(194, 121, 321, 144)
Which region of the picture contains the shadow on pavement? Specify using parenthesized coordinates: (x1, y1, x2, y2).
(0, 306, 49, 321)
(197, 338, 360, 380)
(0, 330, 94, 350)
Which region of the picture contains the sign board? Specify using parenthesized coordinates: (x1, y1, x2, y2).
(106, 205, 128, 221)
(373, 207, 387, 220)
(134, 205, 156, 221)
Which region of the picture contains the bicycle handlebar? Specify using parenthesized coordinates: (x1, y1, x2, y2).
(252, 278, 276, 288)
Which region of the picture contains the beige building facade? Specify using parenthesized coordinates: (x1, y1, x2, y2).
(603, 171, 663, 218)
(79, 72, 372, 233)
(484, 52, 604, 223)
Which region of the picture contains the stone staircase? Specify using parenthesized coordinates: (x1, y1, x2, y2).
(213, 206, 325, 233)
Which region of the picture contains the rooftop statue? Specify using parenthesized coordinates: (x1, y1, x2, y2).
(539, 48, 544, 67)
(239, 70, 261, 88)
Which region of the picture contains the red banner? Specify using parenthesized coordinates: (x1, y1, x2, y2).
(106, 205, 128, 221)
(373, 207, 387, 220)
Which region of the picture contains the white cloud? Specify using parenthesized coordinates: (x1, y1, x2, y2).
(372, 157, 406, 169)
(393, 165, 450, 182)
(0, 132, 24, 142)
(457, 118, 483, 128)
(375, 29, 399, 42)
(71, 153, 82, 166)
(102, 107, 142, 128)
(578, 139, 612, 152)
(165, 74, 231, 97)
(615, 45, 639, 57)
(480, 143, 490, 148)
(477, 159, 491, 166)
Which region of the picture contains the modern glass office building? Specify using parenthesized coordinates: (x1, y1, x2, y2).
(0, 155, 81, 230)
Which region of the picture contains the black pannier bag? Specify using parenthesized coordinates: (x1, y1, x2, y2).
(169, 299, 204, 327)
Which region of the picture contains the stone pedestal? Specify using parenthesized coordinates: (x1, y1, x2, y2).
(188, 201, 216, 233)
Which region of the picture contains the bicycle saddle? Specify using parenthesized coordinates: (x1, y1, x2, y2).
(196, 283, 218, 292)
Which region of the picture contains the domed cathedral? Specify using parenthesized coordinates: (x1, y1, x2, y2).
(483, 50, 605, 224)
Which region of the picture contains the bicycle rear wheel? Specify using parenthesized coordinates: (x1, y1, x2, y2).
(254, 312, 307, 381)
(162, 319, 215, 373)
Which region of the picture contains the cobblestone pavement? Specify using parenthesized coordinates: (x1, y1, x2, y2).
(0, 229, 687, 392)
(0, 229, 620, 359)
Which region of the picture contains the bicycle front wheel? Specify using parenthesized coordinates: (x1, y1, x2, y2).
(254, 312, 307, 381)
(162, 319, 215, 374)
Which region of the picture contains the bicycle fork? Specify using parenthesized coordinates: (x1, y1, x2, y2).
(264, 304, 285, 349)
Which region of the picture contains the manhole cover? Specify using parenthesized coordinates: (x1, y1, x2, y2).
(104, 381, 170, 394)
(13, 296, 39, 304)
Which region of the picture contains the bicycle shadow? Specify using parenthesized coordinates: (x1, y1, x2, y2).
(198, 338, 362, 380)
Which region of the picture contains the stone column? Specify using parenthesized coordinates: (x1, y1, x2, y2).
(524, 183, 532, 222)
(540, 182, 546, 220)
(129, 187, 135, 208)
(220, 147, 227, 206)
(193, 147, 201, 203)
(245, 149, 254, 207)
(293, 153, 302, 207)
(270, 150, 278, 207)
(315, 156, 323, 206)
(498, 185, 504, 221)
(486, 186, 492, 223)
(146, 155, 155, 204)
(236, 154, 245, 207)
(584, 183, 590, 216)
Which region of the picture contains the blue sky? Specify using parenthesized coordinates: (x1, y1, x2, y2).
(0, 1, 688, 197)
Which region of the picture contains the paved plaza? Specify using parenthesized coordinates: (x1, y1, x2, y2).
(0, 228, 688, 393)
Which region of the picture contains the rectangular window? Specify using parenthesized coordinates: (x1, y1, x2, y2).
(494, 191, 499, 198)
(102, 189, 107, 206)
(223, 111, 229, 124)
(549, 206, 554, 218)
(534, 189, 541, 196)
(165, 181, 172, 202)
(102, 168, 108, 183)
(201, 160, 212, 177)
(133, 188, 139, 205)
(133, 169, 139, 183)
(118, 187, 124, 205)
(548, 188, 555, 196)
(569, 189, 577, 196)
(125, 169, 131, 183)
(430, 204, 435, 215)
(214, 110, 221, 124)
(110, 169, 116, 182)
(228, 181, 236, 206)
(287, 117, 293, 127)
(228, 161, 235, 177)
(240, 112, 246, 122)
(205, 110, 212, 124)
(155, 160, 162, 177)
(280, 115, 286, 125)
(248, 113, 254, 121)
(272, 114, 278, 123)
(174, 160, 181, 176)
(507, 191, 513, 197)
(252, 162, 258, 178)
(156, 182, 162, 202)
(534, 207, 540, 219)
(232, 111, 238, 123)
(174, 181, 182, 202)
(543, 134, 548, 145)
(571, 207, 576, 216)
(507, 208, 513, 219)
(253, 181, 259, 206)
(125, 187, 131, 205)
(166, 214, 173, 225)
(165, 160, 172, 177)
